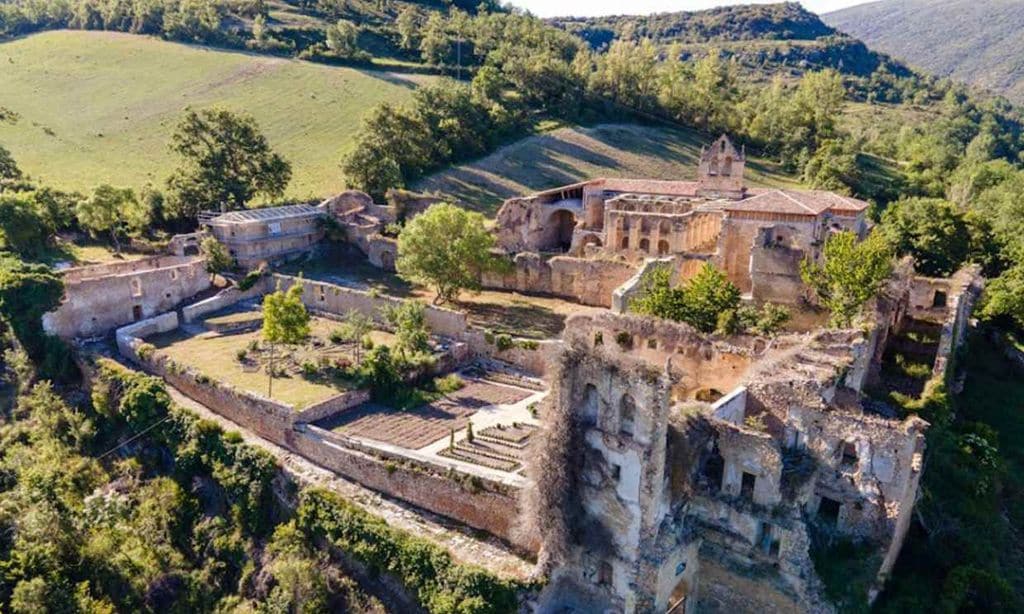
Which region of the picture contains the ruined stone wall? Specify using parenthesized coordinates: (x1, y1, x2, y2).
(182, 280, 272, 323)
(749, 224, 812, 305)
(44, 256, 210, 339)
(715, 215, 817, 295)
(272, 274, 468, 338)
(292, 425, 531, 550)
(481, 253, 637, 308)
(562, 313, 766, 400)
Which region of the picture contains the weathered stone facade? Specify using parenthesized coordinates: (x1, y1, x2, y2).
(492, 135, 870, 306)
(43, 255, 210, 339)
(205, 204, 325, 269)
(525, 302, 958, 613)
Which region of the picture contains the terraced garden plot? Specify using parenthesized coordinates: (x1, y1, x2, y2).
(438, 424, 537, 472)
(146, 315, 396, 409)
(318, 381, 533, 449)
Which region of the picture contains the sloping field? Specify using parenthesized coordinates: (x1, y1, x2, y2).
(0, 30, 432, 199)
(413, 123, 802, 215)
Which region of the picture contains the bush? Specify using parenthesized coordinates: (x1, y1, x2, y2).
(495, 334, 514, 352)
(136, 342, 156, 361)
(434, 374, 464, 394)
(235, 348, 247, 362)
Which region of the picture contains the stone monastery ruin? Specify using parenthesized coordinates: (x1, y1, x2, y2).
(42, 136, 984, 613)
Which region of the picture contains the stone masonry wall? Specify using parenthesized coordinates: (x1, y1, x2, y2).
(45, 255, 210, 339)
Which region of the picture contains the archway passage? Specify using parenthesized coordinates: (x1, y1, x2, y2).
(547, 209, 577, 252)
(183, 244, 200, 256)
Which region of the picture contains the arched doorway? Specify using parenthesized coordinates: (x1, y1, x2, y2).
(546, 209, 577, 252)
(639, 238, 650, 253)
(657, 240, 670, 255)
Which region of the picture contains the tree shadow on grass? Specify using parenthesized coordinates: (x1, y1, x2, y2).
(457, 298, 567, 339)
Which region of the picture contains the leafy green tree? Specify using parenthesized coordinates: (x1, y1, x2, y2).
(802, 138, 859, 194)
(76, 185, 149, 253)
(382, 300, 430, 357)
(396, 203, 499, 304)
(261, 281, 310, 398)
(325, 19, 364, 60)
(419, 13, 452, 66)
(339, 309, 373, 365)
(396, 6, 419, 51)
(680, 262, 741, 333)
(881, 197, 970, 277)
(979, 263, 1024, 330)
(0, 144, 23, 191)
(200, 236, 232, 274)
(0, 196, 49, 258)
(166, 109, 291, 217)
(630, 263, 740, 333)
(801, 230, 893, 327)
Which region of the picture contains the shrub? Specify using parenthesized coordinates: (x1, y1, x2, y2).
(615, 331, 633, 349)
(329, 328, 345, 344)
(495, 334, 514, 351)
(235, 348, 247, 362)
(136, 342, 156, 361)
(517, 339, 540, 350)
(301, 361, 318, 378)
(434, 374, 464, 394)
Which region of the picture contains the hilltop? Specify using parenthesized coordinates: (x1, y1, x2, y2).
(824, 0, 1024, 104)
(549, 2, 911, 80)
(0, 30, 431, 198)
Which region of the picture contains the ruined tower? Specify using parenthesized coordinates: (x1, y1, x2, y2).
(697, 135, 746, 199)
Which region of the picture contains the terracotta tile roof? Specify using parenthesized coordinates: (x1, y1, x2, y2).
(595, 178, 700, 197)
(722, 190, 869, 217)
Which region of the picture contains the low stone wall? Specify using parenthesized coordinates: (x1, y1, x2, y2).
(115, 312, 180, 358)
(272, 274, 468, 338)
(182, 281, 270, 323)
(295, 389, 370, 424)
(931, 266, 984, 383)
(463, 329, 559, 377)
(293, 424, 531, 550)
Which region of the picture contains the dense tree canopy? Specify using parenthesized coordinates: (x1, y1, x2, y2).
(801, 230, 894, 327)
(166, 109, 291, 217)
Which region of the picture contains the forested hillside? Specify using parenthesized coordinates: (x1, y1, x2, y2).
(825, 0, 1024, 104)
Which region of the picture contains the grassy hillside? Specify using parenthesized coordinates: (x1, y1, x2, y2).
(0, 30, 433, 200)
(824, 0, 1024, 103)
(412, 123, 802, 215)
(550, 2, 910, 81)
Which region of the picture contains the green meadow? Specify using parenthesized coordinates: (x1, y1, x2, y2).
(0, 30, 432, 200)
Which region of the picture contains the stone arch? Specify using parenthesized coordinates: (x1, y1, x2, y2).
(183, 244, 199, 256)
(620, 236, 630, 250)
(545, 209, 577, 252)
(710, 156, 719, 175)
(639, 237, 650, 253)
(657, 239, 670, 255)
(659, 219, 671, 235)
(580, 234, 603, 250)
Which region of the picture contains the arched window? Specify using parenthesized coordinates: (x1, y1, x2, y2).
(619, 394, 636, 437)
(620, 236, 630, 250)
(709, 157, 719, 176)
(723, 155, 733, 175)
(659, 219, 671, 235)
(658, 240, 670, 255)
(639, 238, 650, 252)
(621, 216, 631, 231)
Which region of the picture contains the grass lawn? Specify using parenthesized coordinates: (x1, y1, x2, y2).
(147, 314, 395, 409)
(0, 30, 432, 200)
(412, 123, 804, 215)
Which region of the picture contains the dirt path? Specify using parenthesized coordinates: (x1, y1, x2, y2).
(164, 386, 537, 580)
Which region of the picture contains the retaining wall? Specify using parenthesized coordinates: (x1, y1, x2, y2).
(293, 424, 530, 549)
